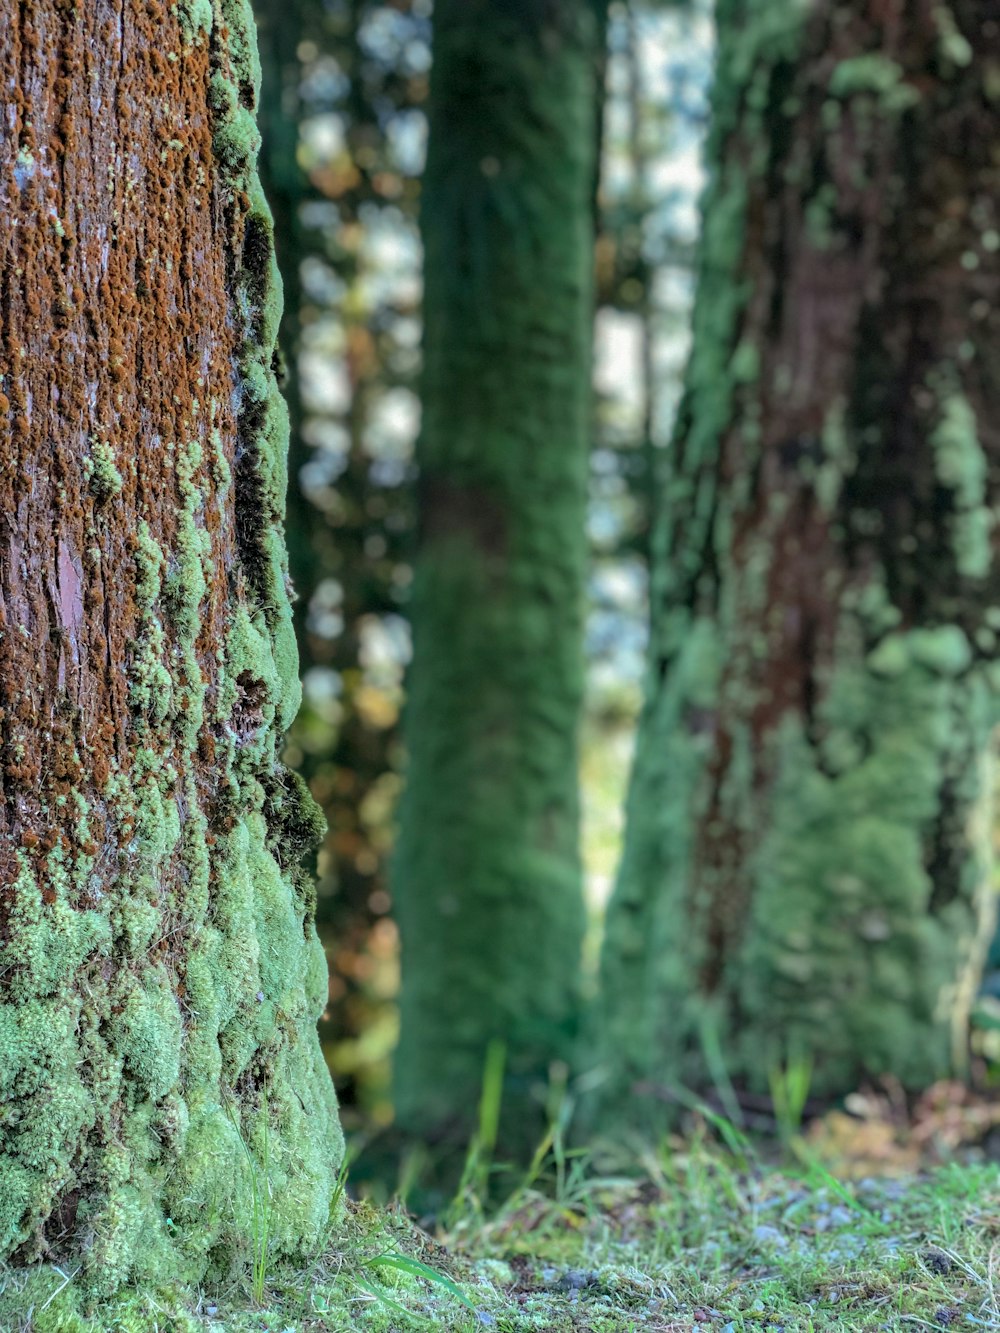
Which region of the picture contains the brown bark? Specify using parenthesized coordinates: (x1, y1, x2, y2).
(0, 0, 340, 1294)
(0, 0, 232, 867)
(689, 3, 1000, 992)
(601, 0, 1000, 1110)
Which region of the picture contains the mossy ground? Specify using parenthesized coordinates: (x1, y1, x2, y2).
(4, 1107, 998, 1332)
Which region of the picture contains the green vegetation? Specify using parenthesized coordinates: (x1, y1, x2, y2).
(6, 1, 999, 1325)
(3, 1127, 997, 1330)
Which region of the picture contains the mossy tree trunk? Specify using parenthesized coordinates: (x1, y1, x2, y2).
(600, 0, 1000, 1118)
(0, 0, 342, 1296)
(393, 0, 605, 1143)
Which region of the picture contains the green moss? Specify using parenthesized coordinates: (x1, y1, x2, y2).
(3, 855, 109, 1003)
(133, 520, 164, 610)
(909, 625, 973, 676)
(929, 371, 991, 579)
(607, 588, 997, 1112)
(213, 106, 261, 180)
(83, 435, 123, 500)
(172, 0, 213, 43)
(0, 994, 94, 1253)
(392, 0, 602, 1144)
(113, 971, 183, 1103)
(220, 0, 262, 101)
(730, 339, 760, 385)
(933, 4, 973, 68)
(244, 180, 285, 351)
(867, 633, 909, 677)
(208, 71, 237, 119)
(738, 639, 994, 1086)
(239, 355, 269, 406)
(1, 0, 343, 1298)
(828, 54, 920, 113)
(599, 0, 999, 1123)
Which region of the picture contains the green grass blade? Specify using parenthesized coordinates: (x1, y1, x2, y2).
(350, 1274, 425, 1326)
(367, 1252, 478, 1312)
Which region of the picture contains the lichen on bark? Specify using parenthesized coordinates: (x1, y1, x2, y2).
(0, 0, 341, 1297)
(599, 0, 1000, 1119)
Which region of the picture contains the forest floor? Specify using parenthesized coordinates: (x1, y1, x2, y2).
(6, 1085, 1000, 1333)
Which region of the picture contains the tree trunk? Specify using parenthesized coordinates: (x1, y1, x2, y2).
(393, 0, 604, 1143)
(0, 0, 342, 1295)
(600, 0, 1000, 1116)
(256, 0, 429, 1119)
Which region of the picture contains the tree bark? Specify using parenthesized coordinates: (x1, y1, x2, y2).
(600, 0, 1000, 1115)
(0, 0, 341, 1294)
(392, 0, 604, 1142)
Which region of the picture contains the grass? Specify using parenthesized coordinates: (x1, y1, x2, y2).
(449, 1037, 508, 1217)
(225, 1086, 272, 1304)
(770, 1056, 815, 1150)
(3, 1111, 999, 1331)
(441, 1133, 1000, 1332)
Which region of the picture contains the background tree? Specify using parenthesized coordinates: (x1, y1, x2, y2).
(582, 0, 712, 937)
(0, 0, 341, 1293)
(256, 0, 428, 1123)
(600, 0, 1000, 1119)
(392, 0, 607, 1143)
(254, 0, 714, 1135)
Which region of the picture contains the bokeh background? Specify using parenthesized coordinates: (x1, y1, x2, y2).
(254, 0, 1000, 1136)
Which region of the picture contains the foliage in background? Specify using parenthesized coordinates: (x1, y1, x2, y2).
(258, 0, 430, 1124)
(261, 0, 1000, 1135)
(256, 0, 713, 1129)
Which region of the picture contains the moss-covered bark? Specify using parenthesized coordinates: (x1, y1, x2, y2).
(600, 0, 1000, 1117)
(0, 0, 342, 1295)
(392, 0, 605, 1142)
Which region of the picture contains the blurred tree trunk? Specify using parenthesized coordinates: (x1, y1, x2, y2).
(393, 0, 605, 1143)
(256, 0, 427, 1119)
(600, 0, 1000, 1118)
(0, 0, 341, 1296)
